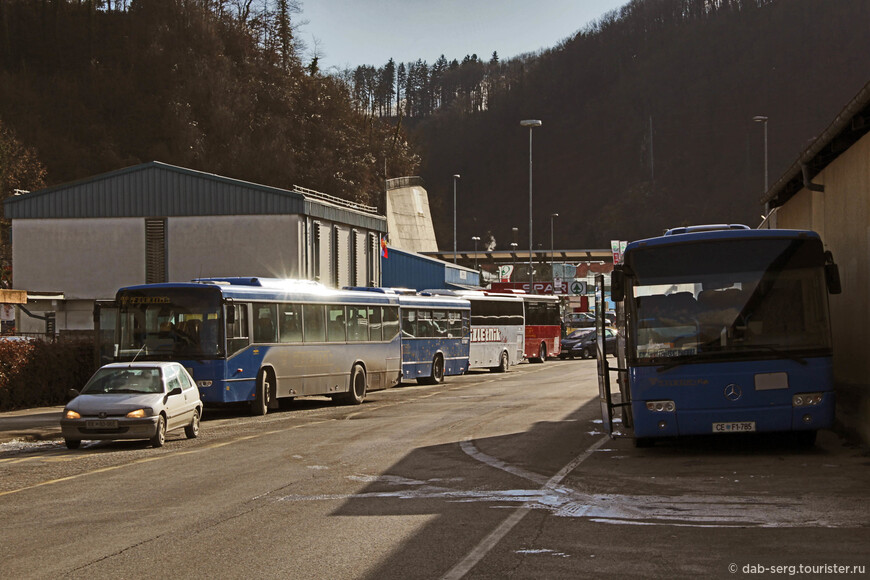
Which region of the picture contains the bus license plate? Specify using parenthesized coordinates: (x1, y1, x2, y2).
(712, 421, 756, 433)
(86, 420, 118, 429)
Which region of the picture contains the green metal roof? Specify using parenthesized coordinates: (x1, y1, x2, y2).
(3, 161, 386, 231)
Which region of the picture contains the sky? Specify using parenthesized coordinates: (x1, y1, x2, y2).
(297, 0, 628, 72)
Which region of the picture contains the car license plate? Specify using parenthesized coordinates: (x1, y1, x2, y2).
(86, 420, 118, 429)
(712, 421, 756, 433)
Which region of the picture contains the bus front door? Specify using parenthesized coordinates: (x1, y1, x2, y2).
(594, 275, 616, 436)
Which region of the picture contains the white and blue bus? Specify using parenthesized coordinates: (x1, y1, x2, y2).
(426, 290, 525, 372)
(99, 278, 403, 414)
(597, 225, 841, 447)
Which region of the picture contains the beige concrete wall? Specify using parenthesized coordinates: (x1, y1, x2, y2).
(774, 132, 870, 444)
(386, 185, 439, 253)
(169, 215, 302, 281)
(12, 218, 144, 300)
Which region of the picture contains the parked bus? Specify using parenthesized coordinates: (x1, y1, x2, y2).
(348, 288, 471, 384)
(426, 290, 525, 372)
(97, 278, 403, 414)
(596, 225, 841, 447)
(521, 294, 562, 362)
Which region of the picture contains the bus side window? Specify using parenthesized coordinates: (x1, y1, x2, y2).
(280, 304, 303, 343)
(254, 303, 278, 343)
(303, 304, 326, 342)
(368, 306, 383, 341)
(226, 304, 250, 354)
(418, 310, 434, 338)
(383, 306, 399, 341)
(402, 309, 417, 338)
(328, 305, 346, 342)
(347, 306, 369, 342)
(433, 310, 448, 337)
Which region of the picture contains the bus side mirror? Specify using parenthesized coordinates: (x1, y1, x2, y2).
(825, 251, 842, 295)
(610, 268, 625, 302)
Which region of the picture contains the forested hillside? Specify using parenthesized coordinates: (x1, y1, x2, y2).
(2, 0, 869, 260)
(423, 0, 870, 248)
(346, 0, 870, 249)
(0, 0, 418, 204)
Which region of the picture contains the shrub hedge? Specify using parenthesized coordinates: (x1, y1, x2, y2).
(0, 339, 96, 411)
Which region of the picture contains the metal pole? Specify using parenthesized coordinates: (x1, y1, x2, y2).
(528, 127, 533, 291)
(521, 120, 541, 292)
(551, 213, 558, 288)
(452, 175, 460, 263)
(753, 116, 768, 213)
(472, 236, 480, 272)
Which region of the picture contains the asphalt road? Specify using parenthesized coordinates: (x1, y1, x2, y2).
(1, 360, 868, 579)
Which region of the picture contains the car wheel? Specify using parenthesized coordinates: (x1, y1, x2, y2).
(250, 369, 272, 416)
(185, 408, 201, 439)
(151, 415, 166, 448)
(65, 439, 81, 450)
(584, 347, 594, 359)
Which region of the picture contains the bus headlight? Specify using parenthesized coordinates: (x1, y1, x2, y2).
(792, 393, 824, 407)
(646, 400, 676, 412)
(197, 380, 213, 388)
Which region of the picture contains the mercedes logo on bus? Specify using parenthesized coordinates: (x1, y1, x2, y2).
(724, 384, 742, 402)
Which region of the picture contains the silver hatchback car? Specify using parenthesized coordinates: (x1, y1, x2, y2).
(61, 362, 202, 449)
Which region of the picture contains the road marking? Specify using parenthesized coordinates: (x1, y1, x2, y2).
(439, 435, 610, 580)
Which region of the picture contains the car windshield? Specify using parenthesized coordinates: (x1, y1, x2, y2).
(567, 329, 593, 339)
(81, 368, 163, 394)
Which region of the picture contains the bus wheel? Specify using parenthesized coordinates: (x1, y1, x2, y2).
(250, 369, 271, 416)
(532, 343, 547, 363)
(492, 351, 508, 373)
(341, 364, 367, 405)
(419, 355, 445, 385)
(431, 355, 445, 383)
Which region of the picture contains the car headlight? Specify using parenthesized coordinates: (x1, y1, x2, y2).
(64, 409, 81, 420)
(126, 408, 148, 419)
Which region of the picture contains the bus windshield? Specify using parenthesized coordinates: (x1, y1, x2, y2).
(117, 288, 222, 359)
(628, 237, 831, 364)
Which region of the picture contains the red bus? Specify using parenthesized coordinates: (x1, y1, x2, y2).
(521, 294, 562, 362)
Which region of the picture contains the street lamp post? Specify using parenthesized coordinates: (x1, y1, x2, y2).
(550, 212, 558, 289)
(471, 236, 480, 272)
(520, 119, 542, 292)
(753, 116, 768, 213)
(453, 174, 460, 263)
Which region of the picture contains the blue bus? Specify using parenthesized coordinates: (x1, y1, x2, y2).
(597, 225, 841, 447)
(99, 278, 404, 414)
(354, 289, 471, 384)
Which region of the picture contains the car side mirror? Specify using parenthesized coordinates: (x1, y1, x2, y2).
(168, 387, 183, 397)
(67, 388, 80, 400)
